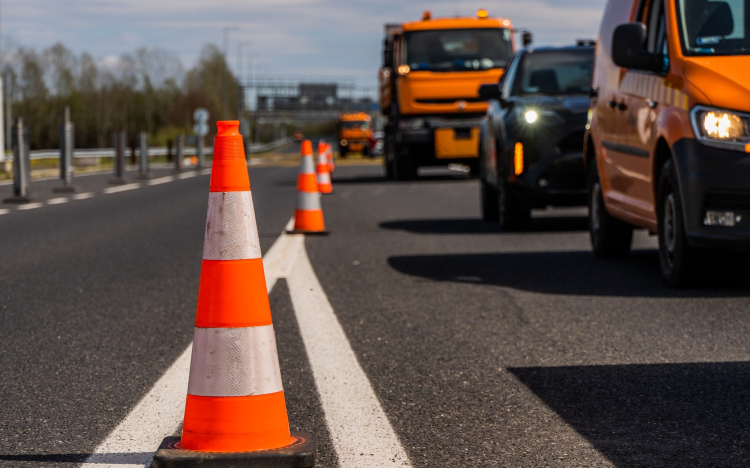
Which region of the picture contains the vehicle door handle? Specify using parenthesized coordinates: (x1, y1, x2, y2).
(648, 99, 658, 109)
(616, 103, 628, 111)
(608, 100, 617, 109)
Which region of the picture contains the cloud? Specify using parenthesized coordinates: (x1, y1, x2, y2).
(2, 0, 608, 87)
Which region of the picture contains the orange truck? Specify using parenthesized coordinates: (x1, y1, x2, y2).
(380, 9, 522, 180)
(587, 0, 750, 286)
(337, 113, 373, 157)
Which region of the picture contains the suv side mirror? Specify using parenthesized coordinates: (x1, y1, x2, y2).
(522, 31, 533, 47)
(612, 23, 663, 72)
(478, 83, 502, 101)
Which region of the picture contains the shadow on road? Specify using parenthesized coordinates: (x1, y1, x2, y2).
(0, 452, 153, 463)
(387, 250, 750, 297)
(330, 174, 474, 185)
(380, 216, 588, 234)
(509, 362, 750, 467)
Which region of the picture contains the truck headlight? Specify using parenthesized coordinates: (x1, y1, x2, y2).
(340, 140, 348, 146)
(691, 106, 750, 152)
(399, 119, 424, 131)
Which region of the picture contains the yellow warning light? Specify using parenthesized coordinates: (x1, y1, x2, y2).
(422, 10, 432, 20)
(397, 65, 411, 76)
(514, 142, 524, 175)
(477, 9, 489, 18)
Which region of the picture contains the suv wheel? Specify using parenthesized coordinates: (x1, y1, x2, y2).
(498, 176, 530, 231)
(589, 163, 633, 258)
(657, 158, 708, 287)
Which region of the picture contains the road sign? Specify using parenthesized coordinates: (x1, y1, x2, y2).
(193, 108, 209, 123)
(193, 123, 209, 138)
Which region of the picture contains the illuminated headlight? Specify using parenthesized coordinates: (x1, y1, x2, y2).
(516, 108, 564, 125)
(691, 106, 750, 151)
(340, 140, 348, 146)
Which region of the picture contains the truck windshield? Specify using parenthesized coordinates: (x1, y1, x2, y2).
(676, 0, 750, 55)
(518, 49, 594, 96)
(341, 121, 369, 130)
(404, 28, 513, 72)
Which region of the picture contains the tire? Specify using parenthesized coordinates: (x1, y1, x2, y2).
(340, 147, 348, 158)
(394, 155, 417, 181)
(481, 178, 500, 222)
(384, 132, 395, 180)
(589, 163, 633, 258)
(468, 160, 480, 178)
(657, 158, 709, 287)
(498, 175, 530, 231)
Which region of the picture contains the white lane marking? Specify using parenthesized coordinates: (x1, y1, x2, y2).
(47, 197, 69, 205)
(104, 183, 141, 194)
(148, 176, 175, 186)
(199, 168, 212, 176)
(177, 172, 196, 180)
(286, 241, 412, 467)
(79, 221, 291, 467)
(17, 202, 43, 210)
(73, 192, 94, 200)
(0, 208, 9, 215)
(263, 218, 300, 294)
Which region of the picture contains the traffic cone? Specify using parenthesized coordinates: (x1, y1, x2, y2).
(287, 140, 328, 235)
(152, 121, 314, 468)
(325, 143, 335, 173)
(316, 142, 332, 194)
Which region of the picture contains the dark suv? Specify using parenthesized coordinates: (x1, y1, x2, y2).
(478, 44, 594, 229)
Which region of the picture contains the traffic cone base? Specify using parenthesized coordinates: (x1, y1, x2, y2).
(153, 121, 315, 468)
(289, 140, 328, 235)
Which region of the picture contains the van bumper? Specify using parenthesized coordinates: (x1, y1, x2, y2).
(673, 138, 750, 248)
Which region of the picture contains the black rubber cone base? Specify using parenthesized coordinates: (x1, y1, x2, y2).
(3, 196, 32, 204)
(108, 177, 129, 185)
(53, 185, 79, 193)
(152, 433, 314, 468)
(285, 230, 330, 236)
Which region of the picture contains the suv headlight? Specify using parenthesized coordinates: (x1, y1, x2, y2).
(691, 106, 750, 152)
(515, 107, 564, 125)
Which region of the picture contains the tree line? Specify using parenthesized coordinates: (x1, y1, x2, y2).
(4, 42, 238, 150)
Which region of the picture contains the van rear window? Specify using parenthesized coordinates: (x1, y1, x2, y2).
(677, 0, 750, 55)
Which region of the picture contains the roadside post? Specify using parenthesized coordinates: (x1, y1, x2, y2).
(110, 130, 127, 185)
(138, 132, 150, 179)
(193, 108, 209, 169)
(54, 107, 77, 193)
(3, 118, 31, 204)
(175, 134, 184, 171)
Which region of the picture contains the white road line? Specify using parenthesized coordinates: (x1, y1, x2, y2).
(73, 192, 94, 200)
(148, 176, 175, 186)
(17, 202, 43, 210)
(47, 197, 69, 205)
(79, 220, 292, 468)
(104, 183, 141, 194)
(199, 168, 212, 176)
(177, 172, 196, 180)
(0, 208, 9, 215)
(286, 238, 412, 468)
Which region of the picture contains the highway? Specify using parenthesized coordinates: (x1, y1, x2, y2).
(2, 161, 750, 467)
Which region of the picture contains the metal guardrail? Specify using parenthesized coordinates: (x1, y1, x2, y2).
(21, 138, 292, 161)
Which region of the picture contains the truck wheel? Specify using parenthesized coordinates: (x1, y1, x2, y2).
(468, 160, 480, 178)
(481, 178, 499, 222)
(394, 156, 417, 181)
(384, 132, 395, 180)
(498, 177, 530, 231)
(340, 148, 348, 158)
(657, 159, 709, 287)
(588, 163, 633, 258)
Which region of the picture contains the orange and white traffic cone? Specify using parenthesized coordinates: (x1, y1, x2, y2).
(152, 121, 314, 468)
(287, 140, 328, 235)
(325, 143, 335, 173)
(316, 142, 332, 194)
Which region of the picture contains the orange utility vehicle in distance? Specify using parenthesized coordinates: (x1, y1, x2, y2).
(337, 113, 373, 157)
(380, 10, 521, 180)
(587, 0, 750, 286)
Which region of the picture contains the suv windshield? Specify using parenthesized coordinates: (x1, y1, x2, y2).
(677, 0, 750, 55)
(404, 28, 513, 72)
(518, 49, 594, 96)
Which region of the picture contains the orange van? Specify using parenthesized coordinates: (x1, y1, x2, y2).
(586, 0, 750, 286)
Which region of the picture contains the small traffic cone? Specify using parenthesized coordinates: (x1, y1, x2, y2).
(325, 143, 335, 173)
(152, 121, 314, 468)
(287, 140, 328, 235)
(316, 142, 332, 194)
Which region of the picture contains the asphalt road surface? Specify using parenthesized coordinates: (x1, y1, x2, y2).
(2, 160, 750, 467)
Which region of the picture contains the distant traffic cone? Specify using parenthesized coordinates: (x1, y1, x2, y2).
(316, 142, 332, 194)
(287, 140, 328, 235)
(152, 121, 314, 468)
(325, 143, 335, 173)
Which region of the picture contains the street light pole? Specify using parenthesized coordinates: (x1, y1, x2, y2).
(222, 25, 239, 120)
(0, 0, 6, 162)
(236, 41, 252, 123)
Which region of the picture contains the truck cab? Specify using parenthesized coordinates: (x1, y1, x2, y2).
(337, 113, 373, 157)
(380, 10, 518, 180)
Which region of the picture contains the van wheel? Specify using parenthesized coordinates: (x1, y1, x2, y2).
(589, 164, 633, 258)
(657, 159, 709, 287)
(481, 178, 499, 222)
(498, 176, 530, 231)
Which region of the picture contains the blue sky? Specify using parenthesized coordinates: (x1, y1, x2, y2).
(3, 0, 607, 89)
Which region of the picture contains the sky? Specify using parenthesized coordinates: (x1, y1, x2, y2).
(2, 0, 608, 90)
